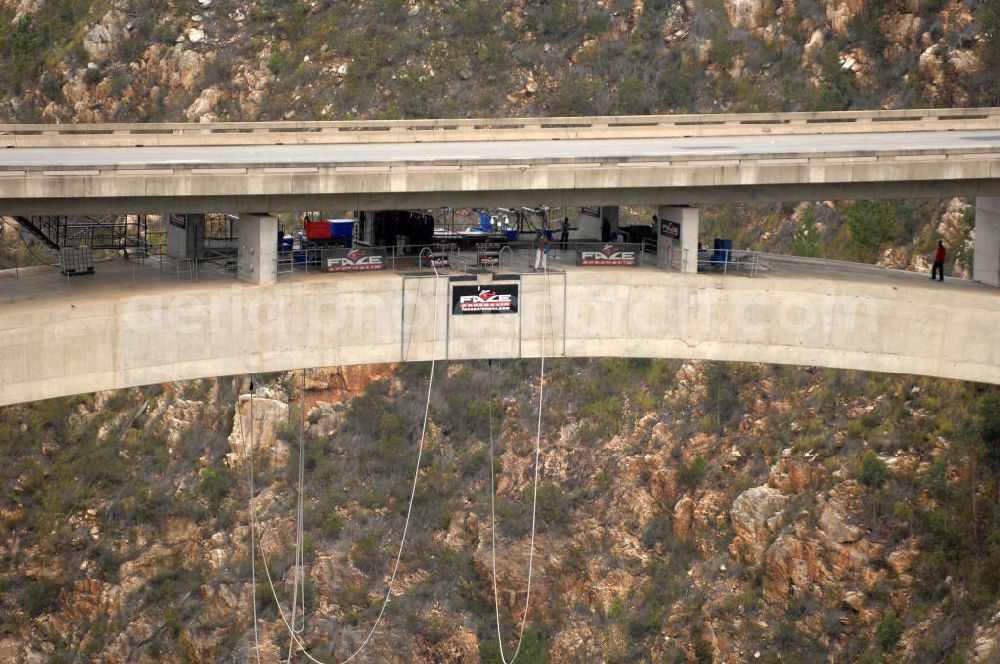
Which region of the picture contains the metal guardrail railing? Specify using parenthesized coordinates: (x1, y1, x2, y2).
(269, 240, 661, 277)
(698, 248, 760, 276)
(2, 107, 999, 147)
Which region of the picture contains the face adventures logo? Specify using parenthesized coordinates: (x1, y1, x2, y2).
(326, 248, 385, 272)
(579, 244, 637, 266)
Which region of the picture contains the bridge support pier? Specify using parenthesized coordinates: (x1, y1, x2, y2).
(975, 197, 1000, 287)
(657, 206, 699, 273)
(238, 213, 278, 285)
(166, 213, 205, 259)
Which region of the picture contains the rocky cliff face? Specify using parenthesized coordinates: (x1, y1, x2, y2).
(0, 0, 997, 123)
(1, 360, 998, 662)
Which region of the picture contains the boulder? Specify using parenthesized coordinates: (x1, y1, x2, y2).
(84, 24, 116, 61)
(842, 590, 865, 611)
(227, 392, 289, 467)
(886, 541, 919, 576)
(185, 86, 222, 121)
(730, 485, 788, 563)
(802, 29, 825, 62)
(83, 7, 129, 62)
(673, 495, 695, 538)
(949, 49, 979, 76)
(818, 504, 860, 544)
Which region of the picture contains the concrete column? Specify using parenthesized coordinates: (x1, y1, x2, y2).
(657, 206, 699, 273)
(165, 213, 205, 259)
(238, 213, 278, 285)
(974, 197, 1000, 287)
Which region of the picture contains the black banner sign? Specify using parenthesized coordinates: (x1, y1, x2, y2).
(578, 244, 638, 267)
(452, 284, 518, 315)
(324, 247, 386, 272)
(660, 220, 680, 239)
(169, 213, 186, 229)
(580, 206, 600, 217)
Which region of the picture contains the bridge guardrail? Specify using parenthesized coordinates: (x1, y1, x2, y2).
(2, 107, 999, 148)
(697, 248, 760, 276)
(3, 145, 998, 180)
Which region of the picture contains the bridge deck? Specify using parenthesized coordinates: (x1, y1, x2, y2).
(2, 252, 997, 407)
(0, 251, 991, 309)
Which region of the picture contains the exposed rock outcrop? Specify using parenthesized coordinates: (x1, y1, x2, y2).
(730, 485, 788, 563)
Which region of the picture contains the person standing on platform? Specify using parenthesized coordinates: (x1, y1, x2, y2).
(560, 217, 570, 250)
(931, 240, 946, 281)
(534, 229, 549, 271)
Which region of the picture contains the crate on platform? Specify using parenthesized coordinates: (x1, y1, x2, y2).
(60, 246, 95, 276)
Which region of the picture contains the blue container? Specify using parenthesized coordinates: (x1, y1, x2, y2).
(505, 230, 518, 241)
(330, 220, 354, 238)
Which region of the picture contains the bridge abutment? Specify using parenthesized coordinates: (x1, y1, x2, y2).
(657, 205, 699, 273)
(237, 213, 278, 285)
(975, 197, 1000, 287)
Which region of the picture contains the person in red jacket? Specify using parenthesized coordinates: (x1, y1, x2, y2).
(931, 240, 946, 281)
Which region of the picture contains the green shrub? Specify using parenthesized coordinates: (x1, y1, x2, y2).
(198, 466, 234, 508)
(846, 201, 903, 260)
(680, 453, 707, 488)
(320, 512, 345, 539)
(532, 481, 573, 530)
(875, 608, 904, 651)
(22, 579, 63, 617)
(532, 0, 577, 39)
(793, 206, 821, 257)
(585, 10, 611, 33)
(856, 451, 888, 489)
(351, 533, 380, 574)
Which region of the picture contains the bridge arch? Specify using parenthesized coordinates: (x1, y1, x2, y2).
(1, 260, 996, 407)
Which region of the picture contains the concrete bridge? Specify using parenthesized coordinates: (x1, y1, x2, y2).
(1, 109, 999, 405)
(2, 108, 1000, 287)
(0, 252, 997, 407)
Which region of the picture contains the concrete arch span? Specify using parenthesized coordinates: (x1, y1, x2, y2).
(1, 258, 997, 407)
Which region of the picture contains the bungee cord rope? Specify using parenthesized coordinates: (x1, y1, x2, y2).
(487, 257, 551, 663)
(237, 377, 263, 664)
(287, 367, 307, 664)
(240, 265, 442, 663)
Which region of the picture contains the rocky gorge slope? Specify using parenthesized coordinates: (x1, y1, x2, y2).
(1, 360, 999, 662)
(1, 0, 998, 123)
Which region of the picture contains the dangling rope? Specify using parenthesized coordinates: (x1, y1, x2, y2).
(286, 368, 307, 664)
(487, 259, 551, 663)
(237, 376, 263, 664)
(241, 265, 442, 663)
